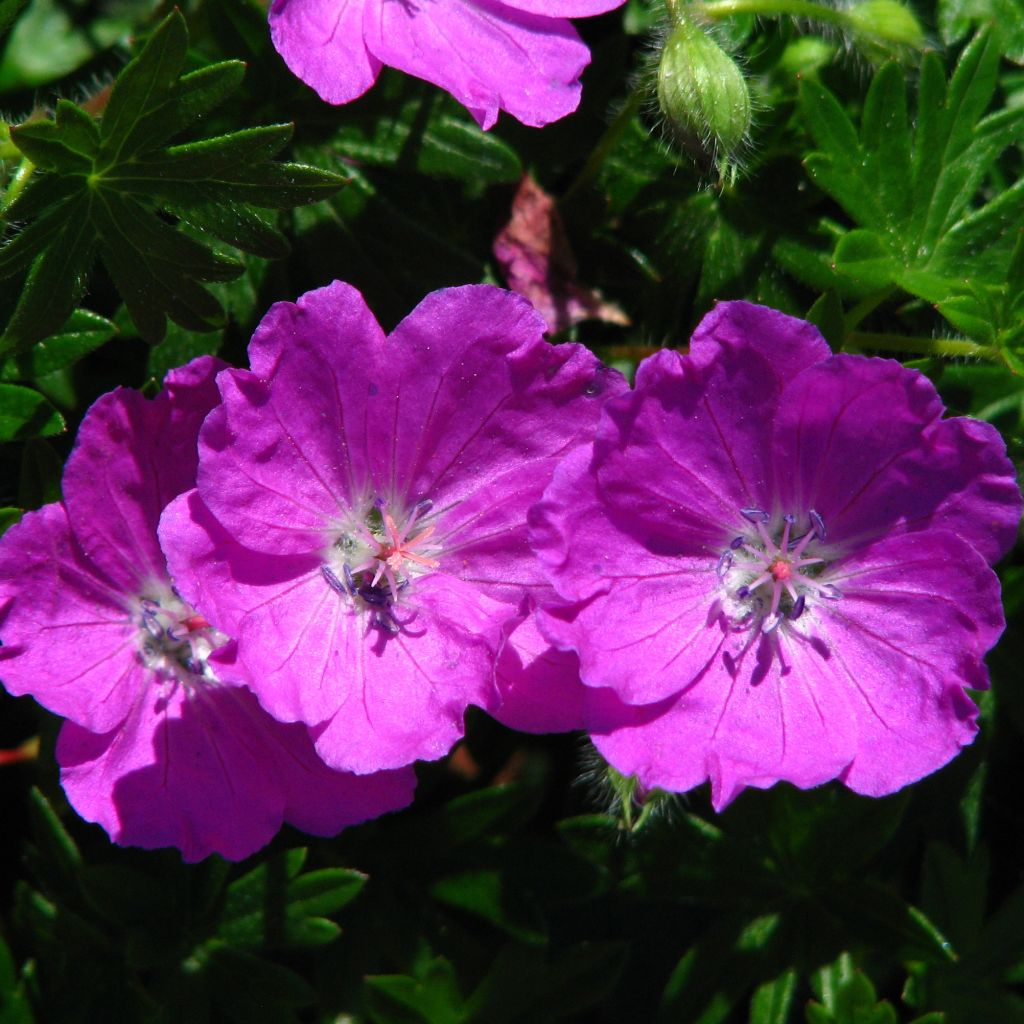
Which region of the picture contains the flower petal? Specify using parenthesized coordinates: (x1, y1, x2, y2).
(61, 356, 224, 592)
(363, 0, 591, 128)
(0, 503, 143, 734)
(269, 0, 381, 106)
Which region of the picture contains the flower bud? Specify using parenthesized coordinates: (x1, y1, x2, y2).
(657, 14, 752, 172)
(846, 0, 926, 55)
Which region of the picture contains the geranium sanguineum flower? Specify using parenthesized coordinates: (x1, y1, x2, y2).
(0, 358, 415, 861)
(268, 0, 625, 129)
(530, 301, 1021, 810)
(162, 282, 624, 774)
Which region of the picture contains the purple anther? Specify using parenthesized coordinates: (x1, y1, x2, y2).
(373, 496, 386, 509)
(741, 507, 770, 523)
(791, 594, 806, 619)
(730, 536, 744, 550)
(140, 598, 160, 616)
(321, 565, 350, 596)
(783, 513, 796, 524)
(763, 611, 783, 633)
(343, 564, 356, 593)
(818, 583, 842, 600)
(414, 498, 433, 515)
(166, 625, 185, 643)
(736, 585, 751, 600)
(810, 509, 826, 541)
(716, 551, 734, 578)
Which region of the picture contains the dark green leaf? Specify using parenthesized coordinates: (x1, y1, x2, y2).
(17, 437, 62, 508)
(0, 383, 64, 440)
(0, 0, 28, 41)
(0, 9, 343, 345)
(1, 192, 96, 351)
(0, 309, 116, 381)
(365, 959, 465, 1024)
(97, 11, 190, 166)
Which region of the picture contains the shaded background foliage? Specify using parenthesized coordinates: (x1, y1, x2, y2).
(1, 0, 1023, 1020)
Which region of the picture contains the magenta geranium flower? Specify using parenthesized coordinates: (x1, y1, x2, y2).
(530, 301, 1021, 810)
(268, 0, 625, 128)
(163, 281, 624, 774)
(0, 359, 415, 862)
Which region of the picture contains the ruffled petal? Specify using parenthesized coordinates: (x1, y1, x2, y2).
(363, 0, 591, 128)
(61, 357, 224, 592)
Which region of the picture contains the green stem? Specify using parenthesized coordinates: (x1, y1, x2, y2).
(562, 86, 645, 205)
(847, 330, 996, 360)
(692, 0, 852, 27)
(1, 157, 34, 216)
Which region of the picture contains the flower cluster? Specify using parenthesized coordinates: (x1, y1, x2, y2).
(0, 290, 1017, 860)
(268, 0, 626, 129)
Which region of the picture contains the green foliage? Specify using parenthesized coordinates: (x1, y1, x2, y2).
(0, 10, 344, 349)
(0, 6, 1022, 1024)
(789, 32, 1024, 366)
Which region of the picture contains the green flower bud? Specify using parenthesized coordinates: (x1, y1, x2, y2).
(657, 14, 752, 172)
(847, 0, 926, 55)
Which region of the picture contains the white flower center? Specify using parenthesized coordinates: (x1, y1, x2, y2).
(715, 507, 842, 635)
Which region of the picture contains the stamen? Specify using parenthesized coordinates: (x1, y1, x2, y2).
(716, 551, 733, 578)
(818, 583, 843, 600)
(810, 509, 826, 541)
(321, 565, 351, 596)
(791, 594, 806, 619)
(736, 585, 750, 600)
(729, 536, 744, 550)
(741, 507, 770, 523)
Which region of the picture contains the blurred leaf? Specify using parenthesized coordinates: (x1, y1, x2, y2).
(0, 0, 130, 90)
(22, 789, 80, 906)
(0, 930, 34, 1024)
(331, 73, 521, 186)
(0, 11, 344, 348)
(0, 310, 116, 381)
(365, 957, 466, 1024)
(217, 850, 365, 949)
(750, 968, 797, 1024)
(0, 0, 27, 41)
(17, 438, 62, 508)
(0, 507, 23, 533)
(466, 941, 627, 1024)
(938, 0, 1024, 62)
(205, 944, 313, 1024)
(0, 384, 63, 440)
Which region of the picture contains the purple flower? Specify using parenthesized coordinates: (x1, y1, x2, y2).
(0, 359, 415, 862)
(530, 302, 1021, 810)
(163, 282, 624, 774)
(268, 0, 626, 129)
